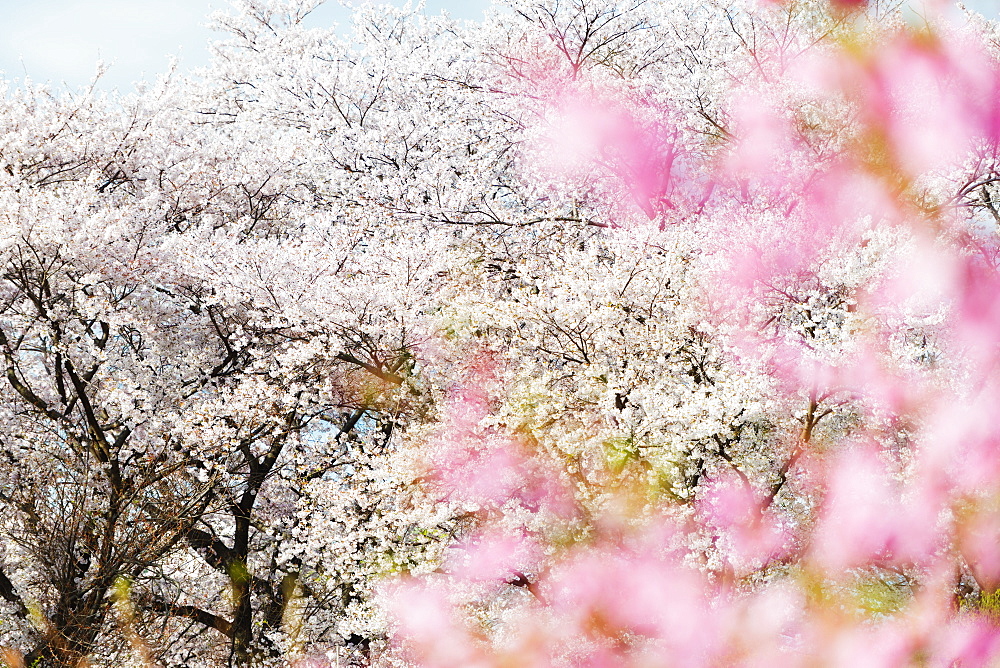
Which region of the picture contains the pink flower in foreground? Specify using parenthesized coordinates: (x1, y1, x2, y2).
(804, 26, 1000, 180)
(812, 446, 942, 571)
(530, 85, 688, 219)
(446, 529, 542, 585)
(698, 472, 790, 574)
(383, 580, 485, 668)
(382, 8, 1000, 668)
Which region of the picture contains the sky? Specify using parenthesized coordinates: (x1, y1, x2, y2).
(0, 0, 493, 92)
(0, 0, 997, 93)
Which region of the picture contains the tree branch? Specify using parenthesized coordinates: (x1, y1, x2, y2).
(335, 352, 403, 385)
(0, 565, 28, 618)
(142, 597, 233, 637)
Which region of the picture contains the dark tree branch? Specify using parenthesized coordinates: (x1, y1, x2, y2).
(143, 597, 233, 637)
(0, 565, 29, 618)
(335, 352, 403, 385)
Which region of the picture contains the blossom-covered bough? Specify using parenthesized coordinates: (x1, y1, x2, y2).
(1, 0, 999, 665)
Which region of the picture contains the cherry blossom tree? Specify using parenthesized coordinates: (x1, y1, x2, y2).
(2, 0, 1000, 666)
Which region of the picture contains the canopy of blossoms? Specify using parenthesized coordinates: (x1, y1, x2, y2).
(1, 0, 1000, 666)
